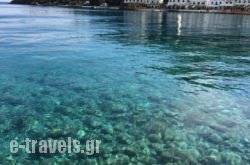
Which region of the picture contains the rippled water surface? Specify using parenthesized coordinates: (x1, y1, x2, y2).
(1, 3, 250, 164)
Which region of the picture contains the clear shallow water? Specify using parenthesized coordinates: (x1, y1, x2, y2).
(1, 3, 250, 164)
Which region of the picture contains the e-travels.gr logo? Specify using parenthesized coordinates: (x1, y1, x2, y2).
(10, 137, 101, 155)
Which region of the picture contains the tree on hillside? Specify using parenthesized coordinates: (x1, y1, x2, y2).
(105, 0, 123, 6)
(89, 0, 105, 5)
(90, 0, 123, 6)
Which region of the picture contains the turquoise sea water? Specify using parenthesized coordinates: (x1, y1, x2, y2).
(1, 3, 250, 164)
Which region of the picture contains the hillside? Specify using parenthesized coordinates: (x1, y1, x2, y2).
(10, 0, 122, 6)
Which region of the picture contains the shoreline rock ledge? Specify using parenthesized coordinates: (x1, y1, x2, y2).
(10, 0, 122, 8)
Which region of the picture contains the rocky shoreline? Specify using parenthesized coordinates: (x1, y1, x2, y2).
(10, 0, 119, 9)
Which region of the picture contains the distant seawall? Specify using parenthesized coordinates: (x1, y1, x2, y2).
(166, 9, 250, 15)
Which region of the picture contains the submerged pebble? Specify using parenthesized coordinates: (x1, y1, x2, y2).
(76, 130, 86, 138)
(110, 103, 128, 113)
(101, 125, 114, 134)
(221, 151, 242, 165)
(148, 133, 161, 143)
(45, 128, 71, 138)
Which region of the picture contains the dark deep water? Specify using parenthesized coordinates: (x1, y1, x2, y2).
(1, 3, 250, 164)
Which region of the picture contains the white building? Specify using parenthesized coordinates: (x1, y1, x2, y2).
(167, 0, 190, 8)
(190, 0, 206, 7)
(167, 0, 206, 8)
(205, 0, 235, 7)
(167, 0, 250, 8)
(234, 0, 250, 6)
(123, 0, 164, 5)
